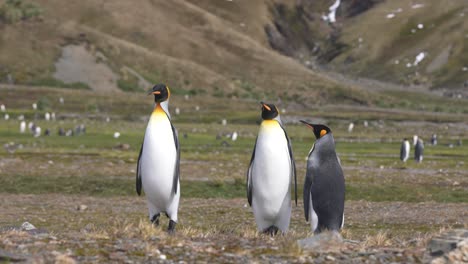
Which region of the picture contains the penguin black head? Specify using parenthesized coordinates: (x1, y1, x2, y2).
(300, 120, 331, 139)
(260, 102, 279, 120)
(148, 84, 171, 103)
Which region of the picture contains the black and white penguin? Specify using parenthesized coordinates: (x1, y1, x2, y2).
(247, 102, 297, 235)
(414, 137, 424, 163)
(136, 84, 180, 233)
(400, 138, 410, 162)
(300, 120, 345, 233)
(431, 134, 437, 146)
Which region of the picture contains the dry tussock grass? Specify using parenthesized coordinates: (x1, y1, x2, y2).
(363, 230, 392, 247)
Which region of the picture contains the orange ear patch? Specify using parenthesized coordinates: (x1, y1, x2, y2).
(320, 129, 327, 137)
(166, 86, 171, 98)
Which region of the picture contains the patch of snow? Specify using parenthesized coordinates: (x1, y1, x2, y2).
(113, 132, 120, 139)
(411, 4, 424, 9)
(462, 67, 468, 72)
(322, 0, 341, 23)
(417, 23, 424, 29)
(394, 60, 400, 65)
(406, 63, 412, 68)
(386, 13, 395, 19)
(411, 29, 416, 33)
(395, 8, 403, 13)
(414, 52, 426, 66)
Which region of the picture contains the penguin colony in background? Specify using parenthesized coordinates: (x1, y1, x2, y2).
(400, 135, 424, 163)
(137, 84, 345, 235)
(400, 138, 410, 162)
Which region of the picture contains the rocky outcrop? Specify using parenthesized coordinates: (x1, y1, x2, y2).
(428, 229, 468, 263)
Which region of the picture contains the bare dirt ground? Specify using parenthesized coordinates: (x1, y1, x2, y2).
(1, 194, 466, 263)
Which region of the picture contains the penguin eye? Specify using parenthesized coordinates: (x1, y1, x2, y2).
(320, 129, 327, 137)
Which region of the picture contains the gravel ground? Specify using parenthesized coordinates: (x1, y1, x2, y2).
(1, 194, 467, 263)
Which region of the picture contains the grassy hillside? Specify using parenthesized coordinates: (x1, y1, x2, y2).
(334, 0, 468, 89)
(266, 0, 468, 90)
(0, 0, 372, 104)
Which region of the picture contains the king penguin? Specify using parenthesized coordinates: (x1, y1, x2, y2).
(414, 137, 424, 163)
(300, 120, 345, 233)
(136, 84, 180, 233)
(400, 138, 410, 162)
(247, 102, 297, 235)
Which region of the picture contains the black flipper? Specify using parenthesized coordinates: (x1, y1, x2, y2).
(246, 137, 258, 206)
(170, 122, 180, 194)
(136, 142, 144, 196)
(280, 124, 297, 206)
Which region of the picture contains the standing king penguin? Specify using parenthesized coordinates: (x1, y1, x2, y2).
(247, 102, 297, 235)
(414, 137, 424, 163)
(300, 121, 345, 233)
(136, 84, 180, 233)
(400, 138, 410, 162)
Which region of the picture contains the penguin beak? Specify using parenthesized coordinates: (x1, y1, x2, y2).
(260, 102, 271, 111)
(300, 120, 314, 129)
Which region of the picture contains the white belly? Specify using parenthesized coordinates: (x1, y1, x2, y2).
(141, 114, 177, 209)
(251, 122, 291, 228)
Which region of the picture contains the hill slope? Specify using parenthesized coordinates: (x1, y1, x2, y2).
(266, 0, 468, 91)
(0, 0, 375, 105)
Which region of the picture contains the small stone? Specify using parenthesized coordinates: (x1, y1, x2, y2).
(77, 205, 88, 211)
(159, 254, 167, 260)
(325, 255, 335, 261)
(298, 231, 343, 253)
(21, 222, 36, 231)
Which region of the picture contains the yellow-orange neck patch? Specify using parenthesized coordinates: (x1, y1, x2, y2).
(320, 129, 327, 137)
(151, 103, 166, 117)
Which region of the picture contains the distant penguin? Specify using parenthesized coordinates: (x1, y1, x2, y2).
(415, 138, 424, 162)
(247, 102, 296, 235)
(300, 120, 345, 233)
(20, 121, 26, 133)
(347, 122, 354, 133)
(400, 138, 410, 162)
(34, 126, 41, 137)
(45, 112, 50, 121)
(136, 84, 180, 233)
(231, 131, 238, 141)
(413, 135, 418, 146)
(431, 134, 437, 146)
